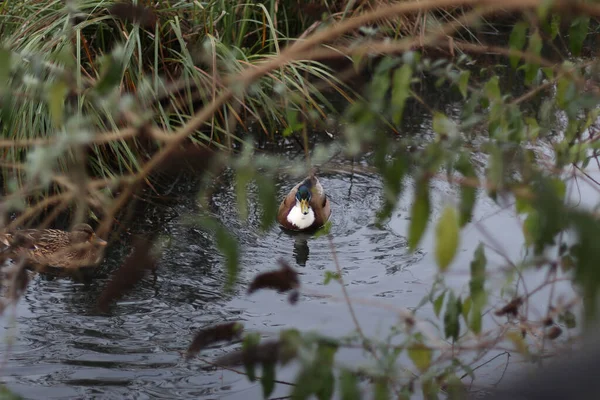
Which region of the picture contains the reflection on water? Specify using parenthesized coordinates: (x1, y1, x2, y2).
(1, 89, 577, 398)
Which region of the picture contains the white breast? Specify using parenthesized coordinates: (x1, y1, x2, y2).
(287, 204, 315, 230)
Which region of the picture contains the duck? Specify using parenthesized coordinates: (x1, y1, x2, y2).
(277, 171, 331, 231)
(0, 223, 107, 269)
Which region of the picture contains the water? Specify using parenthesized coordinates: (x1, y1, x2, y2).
(0, 101, 592, 399)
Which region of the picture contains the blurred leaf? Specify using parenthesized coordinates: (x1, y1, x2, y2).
(461, 295, 471, 324)
(433, 291, 445, 317)
(509, 22, 528, 68)
(94, 47, 125, 96)
(47, 80, 68, 128)
(314, 220, 333, 238)
(435, 205, 460, 272)
(444, 292, 461, 341)
(422, 378, 439, 400)
(0, 48, 11, 91)
(0, 385, 22, 400)
(391, 63, 412, 125)
(506, 331, 528, 355)
(558, 310, 576, 329)
(485, 76, 501, 101)
(537, 0, 553, 20)
(550, 14, 561, 40)
(199, 217, 240, 292)
(455, 154, 478, 227)
(243, 333, 261, 382)
(323, 271, 341, 285)
(374, 378, 389, 400)
(569, 16, 590, 57)
(407, 343, 431, 373)
(432, 112, 458, 138)
(255, 173, 277, 232)
(340, 370, 360, 400)
(446, 374, 467, 400)
(408, 178, 430, 251)
(525, 31, 543, 84)
(235, 167, 253, 221)
(261, 362, 276, 398)
(458, 70, 470, 98)
(469, 244, 487, 334)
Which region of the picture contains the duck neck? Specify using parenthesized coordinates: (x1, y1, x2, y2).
(287, 203, 315, 230)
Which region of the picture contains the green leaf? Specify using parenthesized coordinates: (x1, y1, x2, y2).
(261, 362, 276, 398)
(446, 374, 467, 400)
(458, 70, 470, 99)
(455, 154, 478, 227)
(374, 378, 390, 400)
(94, 48, 125, 96)
(506, 331, 528, 355)
(432, 112, 458, 138)
(391, 63, 412, 125)
(509, 22, 528, 68)
(422, 378, 439, 400)
(47, 80, 68, 128)
(0, 385, 22, 400)
(433, 291, 445, 317)
(559, 310, 576, 329)
(340, 370, 360, 400)
(235, 168, 252, 221)
(213, 223, 240, 292)
(569, 16, 590, 57)
(537, 0, 554, 21)
(525, 31, 543, 84)
(255, 173, 277, 232)
(243, 333, 261, 382)
(314, 220, 333, 238)
(469, 244, 487, 334)
(550, 14, 561, 40)
(461, 295, 471, 324)
(484, 76, 501, 101)
(435, 205, 460, 272)
(323, 271, 341, 285)
(444, 292, 462, 341)
(408, 178, 431, 251)
(0, 48, 11, 92)
(407, 343, 432, 373)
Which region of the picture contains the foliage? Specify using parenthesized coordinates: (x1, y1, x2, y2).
(2, 0, 600, 399)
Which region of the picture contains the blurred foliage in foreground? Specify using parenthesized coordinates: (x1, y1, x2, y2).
(2, 0, 600, 398)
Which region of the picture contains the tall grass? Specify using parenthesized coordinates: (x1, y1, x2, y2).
(0, 0, 356, 190)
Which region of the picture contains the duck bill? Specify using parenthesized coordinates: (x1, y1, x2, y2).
(93, 235, 108, 246)
(300, 199, 309, 215)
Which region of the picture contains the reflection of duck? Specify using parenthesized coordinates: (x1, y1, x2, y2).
(277, 171, 331, 231)
(293, 237, 310, 266)
(0, 224, 107, 269)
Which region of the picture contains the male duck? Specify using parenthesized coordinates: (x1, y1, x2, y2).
(0, 223, 107, 269)
(277, 171, 331, 231)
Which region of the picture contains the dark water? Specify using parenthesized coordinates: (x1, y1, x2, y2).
(0, 91, 587, 399)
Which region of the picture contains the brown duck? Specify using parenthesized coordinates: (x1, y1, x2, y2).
(0, 223, 107, 269)
(277, 172, 331, 231)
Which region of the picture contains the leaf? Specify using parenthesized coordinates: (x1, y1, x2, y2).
(569, 16, 590, 57)
(340, 370, 360, 400)
(314, 220, 333, 238)
(408, 178, 430, 251)
(255, 174, 277, 232)
(391, 63, 412, 125)
(455, 154, 478, 227)
(446, 374, 467, 400)
(484, 76, 501, 101)
(509, 22, 528, 68)
(235, 167, 253, 221)
(525, 30, 543, 84)
(537, 0, 553, 21)
(458, 70, 470, 99)
(461, 296, 471, 324)
(422, 378, 439, 400)
(506, 331, 528, 355)
(261, 362, 276, 398)
(435, 205, 460, 272)
(550, 14, 561, 40)
(469, 244, 487, 334)
(94, 48, 125, 96)
(47, 80, 68, 128)
(432, 112, 458, 138)
(444, 292, 462, 341)
(0, 48, 11, 92)
(558, 310, 576, 329)
(323, 271, 341, 285)
(433, 291, 445, 317)
(243, 333, 261, 382)
(407, 343, 432, 373)
(374, 378, 389, 400)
